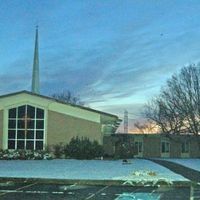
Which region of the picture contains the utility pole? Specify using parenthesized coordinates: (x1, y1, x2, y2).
(124, 110, 128, 133)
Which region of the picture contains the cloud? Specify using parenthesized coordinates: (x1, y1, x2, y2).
(2, 0, 200, 121)
(0, 73, 30, 94)
(0, 56, 32, 94)
(40, 15, 200, 118)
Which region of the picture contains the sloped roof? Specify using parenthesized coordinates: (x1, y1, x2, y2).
(0, 90, 121, 120)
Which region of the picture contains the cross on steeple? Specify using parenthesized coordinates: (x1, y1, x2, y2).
(22, 114, 31, 136)
(31, 26, 40, 94)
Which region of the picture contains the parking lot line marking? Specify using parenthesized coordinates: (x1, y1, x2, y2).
(25, 190, 49, 194)
(59, 183, 78, 191)
(0, 181, 14, 187)
(0, 190, 23, 193)
(0, 182, 38, 197)
(0, 189, 65, 195)
(16, 182, 38, 191)
(52, 191, 64, 194)
(85, 185, 109, 200)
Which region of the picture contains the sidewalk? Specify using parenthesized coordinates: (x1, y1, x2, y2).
(150, 159, 200, 183)
(0, 159, 191, 187)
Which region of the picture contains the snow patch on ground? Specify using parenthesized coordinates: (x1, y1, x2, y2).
(0, 159, 188, 182)
(163, 159, 200, 172)
(114, 169, 175, 186)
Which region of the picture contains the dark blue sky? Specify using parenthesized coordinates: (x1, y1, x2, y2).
(1, 0, 200, 131)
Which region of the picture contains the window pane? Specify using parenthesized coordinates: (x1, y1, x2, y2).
(135, 142, 138, 152)
(182, 141, 189, 153)
(17, 130, 25, 139)
(8, 130, 16, 139)
(36, 130, 44, 139)
(36, 120, 44, 129)
(166, 143, 170, 153)
(17, 140, 25, 149)
(162, 142, 165, 153)
(9, 108, 16, 118)
(8, 120, 16, 129)
(8, 140, 15, 149)
(162, 142, 170, 153)
(138, 142, 143, 153)
(185, 142, 189, 153)
(27, 120, 35, 129)
(18, 120, 25, 129)
(135, 142, 138, 147)
(27, 105, 35, 119)
(36, 141, 43, 150)
(26, 141, 34, 150)
(181, 143, 185, 152)
(18, 106, 26, 118)
(27, 130, 34, 139)
(7, 105, 45, 151)
(36, 108, 44, 119)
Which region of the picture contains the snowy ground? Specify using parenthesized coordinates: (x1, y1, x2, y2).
(162, 159, 200, 172)
(0, 159, 188, 184)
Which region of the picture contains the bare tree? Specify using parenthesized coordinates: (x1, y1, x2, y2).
(51, 91, 84, 106)
(133, 120, 158, 134)
(145, 64, 200, 135)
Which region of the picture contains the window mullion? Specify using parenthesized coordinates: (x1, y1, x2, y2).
(34, 107, 36, 150)
(15, 107, 18, 150)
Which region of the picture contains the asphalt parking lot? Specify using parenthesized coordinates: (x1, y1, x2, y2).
(0, 181, 191, 200)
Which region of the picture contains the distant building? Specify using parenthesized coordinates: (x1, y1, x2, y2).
(0, 27, 121, 150)
(103, 133, 200, 158)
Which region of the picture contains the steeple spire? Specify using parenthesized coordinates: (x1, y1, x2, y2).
(31, 26, 40, 94)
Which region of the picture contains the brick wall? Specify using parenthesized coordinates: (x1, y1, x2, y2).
(0, 110, 3, 149)
(143, 136, 161, 158)
(47, 110, 102, 146)
(103, 134, 200, 158)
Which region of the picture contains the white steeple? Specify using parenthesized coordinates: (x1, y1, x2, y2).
(31, 26, 40, 94)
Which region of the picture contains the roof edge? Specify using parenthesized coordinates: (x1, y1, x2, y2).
(0, 90, 120, 119)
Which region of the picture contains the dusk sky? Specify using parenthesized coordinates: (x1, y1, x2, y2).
(1, 0, 200, 132)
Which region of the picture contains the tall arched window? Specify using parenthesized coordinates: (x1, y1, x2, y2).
(8, 105, 45, 150)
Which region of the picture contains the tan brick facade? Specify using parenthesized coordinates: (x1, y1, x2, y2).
(143, 136, 161, 157)
(0, 110, 3, 149)
(47, 110, 102, 146)
(103, 134, 200, 158)
(190, 137, 200, 158)
(170, 139, 181, 158)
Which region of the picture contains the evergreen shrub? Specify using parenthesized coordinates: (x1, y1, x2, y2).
(114, 143, 134, 159)
(52, 143, 64, 158)
(64, 136, 104, 159)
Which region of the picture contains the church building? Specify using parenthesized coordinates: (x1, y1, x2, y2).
(0, 28, 121, 151)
